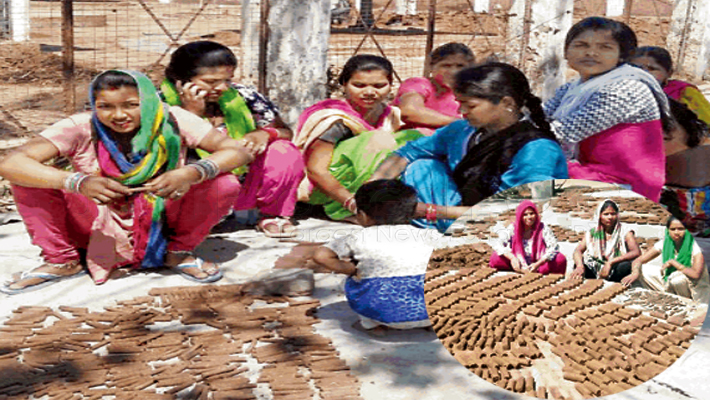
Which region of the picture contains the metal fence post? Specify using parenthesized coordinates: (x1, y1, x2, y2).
(423, 0, 436, 76)
(258, 0, 269, 96)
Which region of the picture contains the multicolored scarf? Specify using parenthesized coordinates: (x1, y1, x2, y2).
(294, 98, 400, 151)
(551, 63, 670, 123)
(661, 228, 694, 281)
(91, 70, 181, 268)
(511, 200, 546, 262)
(161, 79, 254, 175)
(583, 199, 627, 277)
(663, 79, 695, 101)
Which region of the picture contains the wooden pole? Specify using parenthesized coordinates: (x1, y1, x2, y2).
(423, 0, 437, 76)
(61, 0, 75, 114)
(519, 0, 533, 70)
(676, 0, 696, 75)
(622, 0, 633, 24)
(258, 0, 270, 96)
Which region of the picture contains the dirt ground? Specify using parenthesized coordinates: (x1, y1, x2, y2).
(0, 0, 691, 138)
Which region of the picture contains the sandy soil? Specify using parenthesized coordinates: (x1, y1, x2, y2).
(0, 0, 692, 139)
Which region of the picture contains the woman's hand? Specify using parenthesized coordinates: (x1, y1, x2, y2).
(661, 260, 678, 277)
(569, 266, 585, 280)
(176, 81, 208, 116)
(509, 256, 523, 273)
(599, 261, 613, 279)
(241, 130, 270, 156)
(142, 167, 199, 200)
(621, 272, 639, 287)
(527, 259, 543, 273)
(79, 176, 133, 205)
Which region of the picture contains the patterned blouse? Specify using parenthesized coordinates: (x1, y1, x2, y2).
(230, 84, 280, 128)
(544, 79, 660, 144)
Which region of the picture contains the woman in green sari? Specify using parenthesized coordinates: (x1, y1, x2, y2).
(294, 55, 423, 222)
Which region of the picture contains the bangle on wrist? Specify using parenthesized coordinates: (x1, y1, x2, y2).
(186, 159, 220, 184)
(261, 127, 280, 142)
(63, 172, 89, 194)
(343, 195, 357, 213)
(425, 204, 437, 222)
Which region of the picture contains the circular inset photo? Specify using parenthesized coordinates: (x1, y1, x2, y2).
(426, 179, 709, 399)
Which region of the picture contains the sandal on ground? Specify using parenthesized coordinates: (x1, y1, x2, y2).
(256, 217, 297, 238)
(1, 262, 87, 295)
(170, 257, 223, 283)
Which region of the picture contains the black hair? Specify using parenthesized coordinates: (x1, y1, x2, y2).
(630, 46, 673, 73)
(600, 200, 619, 214)
(564, 17, 638, 62)
(666, 215, 683, 229)
(430, 42, 475, 66)
(91, 71, 137, 94)
(454, 62, 552, 135)
(668, 97, 708, 148)
(165, 41, 237, 84)
(338, 54, 394, 86)
(355, 180, 418, 225)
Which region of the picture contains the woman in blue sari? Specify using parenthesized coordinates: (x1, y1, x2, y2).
(370, 63, 568, 231)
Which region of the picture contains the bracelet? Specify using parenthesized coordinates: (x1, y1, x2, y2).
(63, 172, 89, 194)
(261, 127, 280, 142)
(425, 204, 437, 223)
(186, 159, 220, 184)
(343, 195, 357, 213)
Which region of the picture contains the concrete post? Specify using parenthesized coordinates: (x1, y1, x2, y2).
(506, 0, 574, 99)
(667, 0, 710, 80)
(606, 0, 624, 17)
(9, 0, 29, 41)
(266, 0, 331, 127)
(241, 0, 262, 86)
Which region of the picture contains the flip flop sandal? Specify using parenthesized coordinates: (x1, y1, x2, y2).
(171, 257, 223, 283)
(1, 268, 88, 295)
(257, 217, 297, 238)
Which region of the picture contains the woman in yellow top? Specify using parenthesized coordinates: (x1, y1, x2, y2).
(630, 46, 710, 126)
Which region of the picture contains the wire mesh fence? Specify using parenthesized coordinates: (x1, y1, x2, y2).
(0, 0, 703, 140)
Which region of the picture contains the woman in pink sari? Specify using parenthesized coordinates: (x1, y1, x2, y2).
(392, 43, 474, 135)
(489, 200, 567, 275)
(0, 70, 252, 293)
(629, 46, 710, 126)
(544, 17, 671, 202)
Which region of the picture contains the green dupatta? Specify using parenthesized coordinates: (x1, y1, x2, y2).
(661, 229, 694, 281)
(161, 79, 255, 175)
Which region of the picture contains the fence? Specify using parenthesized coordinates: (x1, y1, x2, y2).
(0, 0, 705, 139)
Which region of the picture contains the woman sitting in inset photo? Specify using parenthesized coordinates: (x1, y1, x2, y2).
(623, 216, 710, 304)
(570, 199, 640, 281)
(489, 200, 567, 275)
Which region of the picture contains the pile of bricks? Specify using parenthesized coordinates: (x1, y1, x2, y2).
(0, 284, 362, 399)
(424, 268, 700, 399)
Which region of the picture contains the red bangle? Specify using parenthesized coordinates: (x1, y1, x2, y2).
(425, 204, 437, 222)
(262, 127, 280, 142)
